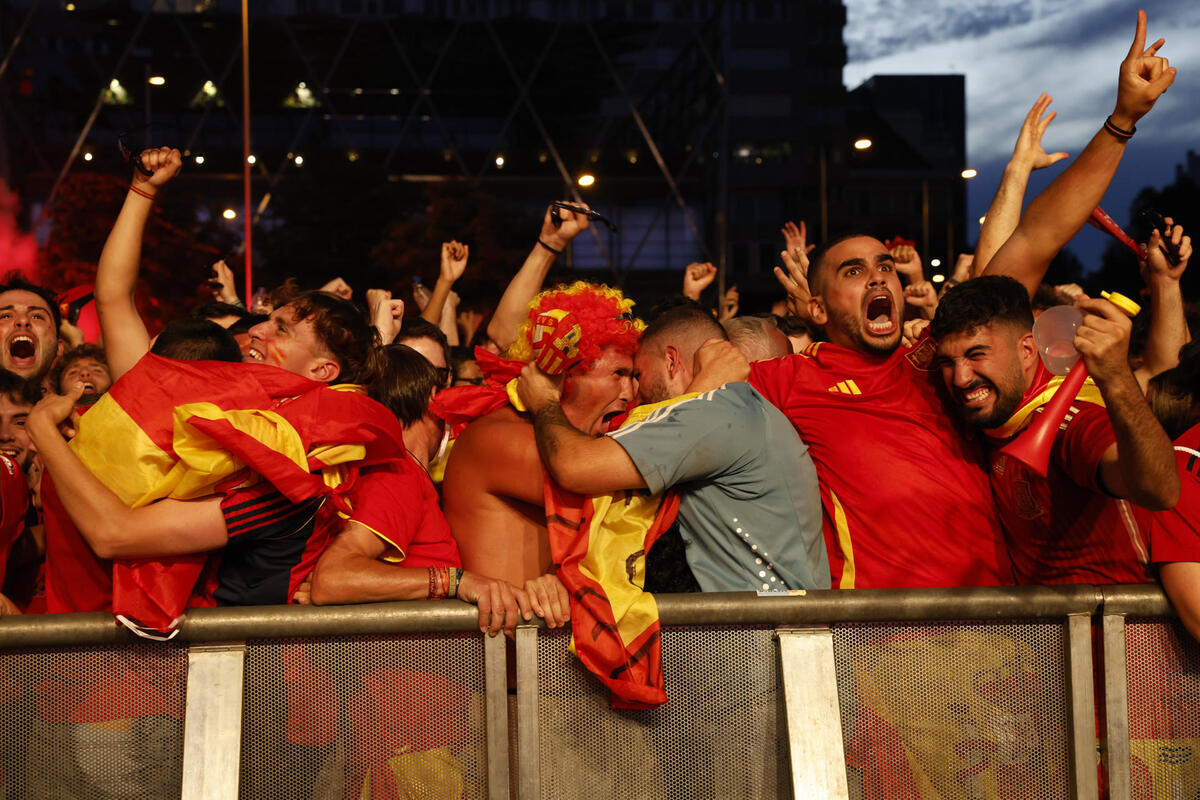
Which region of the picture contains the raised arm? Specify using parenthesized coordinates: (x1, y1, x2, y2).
(26, 385, 227, 559)
(516, 363, 645, 496)
(973, 93, 1069, 276)
(986, 10, 1175, 297)
(1135, 220, 1192, 390)
(421, 241, 468, 337)
(1074, 297, 1180, 510)
(95, 146, 182, 380)
(486, 204, 590, 352)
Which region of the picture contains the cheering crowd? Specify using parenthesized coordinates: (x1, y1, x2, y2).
(0, 11, 1196, 662)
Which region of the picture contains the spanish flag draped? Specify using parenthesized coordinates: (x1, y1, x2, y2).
(44, 353, 406, 633)
(544, 395, 698, 710)
(984, 366, 1106, 441)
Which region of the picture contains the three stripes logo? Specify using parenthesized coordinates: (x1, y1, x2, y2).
(828, 379, 862, 396)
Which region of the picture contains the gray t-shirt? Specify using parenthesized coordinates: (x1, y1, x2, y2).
(609, 382, 829, 592)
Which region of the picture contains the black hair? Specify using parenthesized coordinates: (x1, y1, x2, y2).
(641, 302, 726, 351)
(192, 301, 250, 325)
(0, 272, 62, 330)
(805, 232, 877, 295)
(1149, 341, 1200, 440)
(373, 344, 440, 427)
(397, 317, 451, 370)
(0, 368, 40, 406)
(227, 313, 268, 336)
(151, 318, 243, 363)
(931, 276, 1034, 341)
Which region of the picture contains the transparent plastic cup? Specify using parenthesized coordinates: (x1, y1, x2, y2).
(1032, 304, 1083, 375)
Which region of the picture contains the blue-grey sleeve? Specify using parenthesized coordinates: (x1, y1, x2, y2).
(607, 386, 756, 495)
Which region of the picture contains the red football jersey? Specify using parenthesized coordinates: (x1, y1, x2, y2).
(750, 334, 1011, 589)
(1149, 422, 1200, 565)
(985, 363, 1151, 585)
(0, 455, 29, 588)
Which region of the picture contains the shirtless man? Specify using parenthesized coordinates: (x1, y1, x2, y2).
(441, 282, 641, 618)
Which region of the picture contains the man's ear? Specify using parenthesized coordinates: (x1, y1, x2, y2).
(309, 358, 341, 384)
(56, 339, 65, 359)
(664, 344, 683, 379)
(1017, 331, 1039, 370)
(808, 296, 828, 327)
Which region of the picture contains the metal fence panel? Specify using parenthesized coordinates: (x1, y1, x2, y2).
(0, 642, 188, 800)
(535, 624, 787, 800)
(831, 620, 1072, 800)
(1123, 618, 1200, 799)
(238, 633, 490, 800)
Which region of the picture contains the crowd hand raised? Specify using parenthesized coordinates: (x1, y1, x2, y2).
(516, 361, 565, 414)
(457, 570, 530, 638)
(719, 285, 739, 322)
(0, 593, 19, 617)
(1073, 296, 1133, 384)
(367, 288, 404, 345)
(1112, 10, 1175, 129)
(687, 338, 749, 391)
(131, 146, 182, 192)
(524, 572, 571, 629)
(682, 262, 717, 300)
(319, 276, 353, 301)
(1012, 93, 1069, 171)
(1140, 219, 1191, 284)
(950, 253, 974, 283)
(209, 259, 239, 304)
(292, 577, 312, 605)
(58, 318, 85, 349)
(904, 281, 939, 319)
(780, 220, 815, 256)
(773, 248, 812, 319)
(540, 201, 591, 251)
(1054, 283, 1089, 305)
(890, 244, 923, 283)
(440, 240, 469, 283)
(902, 318, 930, 348)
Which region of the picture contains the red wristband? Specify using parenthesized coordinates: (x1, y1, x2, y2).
(129, 184, 156, 201)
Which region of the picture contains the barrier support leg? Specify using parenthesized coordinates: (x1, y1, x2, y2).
(1102, 613, 1131, 800)
(181, 642, 246, 800)
(515, 625, 540, 800)
(1067, 613, 1099, 800)
(485, 633, 511, 800)
(777, 626, 849, 800)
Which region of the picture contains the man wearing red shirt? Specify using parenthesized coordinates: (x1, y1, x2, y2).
(931, 275, 1178, 584)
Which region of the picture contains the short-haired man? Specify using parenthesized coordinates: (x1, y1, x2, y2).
(0, 274, 63, 387)
(517, 304, 828, 593)
(931, 275, 1178, 584)
(0, 370, 33, 615)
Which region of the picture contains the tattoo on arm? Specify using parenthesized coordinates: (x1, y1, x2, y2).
(531, 401, 582, 467)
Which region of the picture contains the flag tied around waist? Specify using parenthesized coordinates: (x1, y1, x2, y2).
(44, 353, 406, 633)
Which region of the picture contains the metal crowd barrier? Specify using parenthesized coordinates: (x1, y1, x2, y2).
(0, 585, 1195, 800)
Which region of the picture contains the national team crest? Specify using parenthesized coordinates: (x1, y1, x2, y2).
(905, 337, 937, 371)
(531, 309, 584, 375)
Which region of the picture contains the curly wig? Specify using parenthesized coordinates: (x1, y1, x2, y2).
(507, 281, 644, 371)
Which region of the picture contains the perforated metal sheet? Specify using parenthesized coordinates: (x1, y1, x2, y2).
(0, 643, 187, 800)
(536, 624, 786, 800)
(1124, 618, 1200, 798)
(831, 620, 1071, 800)
(239, 633, 489, 800)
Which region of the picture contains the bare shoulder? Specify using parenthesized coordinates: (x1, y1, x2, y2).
(454, 406, 537, 459)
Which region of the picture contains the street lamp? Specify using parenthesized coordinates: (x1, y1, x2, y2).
(961, 168, 978, 179)
(853, 138, 872, 150)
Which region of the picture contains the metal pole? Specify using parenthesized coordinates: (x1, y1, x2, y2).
(0, 0, 42, 83)
(241, 0, 252, 307)
(143, 64, 151, 149)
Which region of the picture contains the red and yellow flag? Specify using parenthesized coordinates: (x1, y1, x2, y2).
(44, 353, 406, 632)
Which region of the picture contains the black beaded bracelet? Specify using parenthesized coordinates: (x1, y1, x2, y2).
(537, 238, 562, 256)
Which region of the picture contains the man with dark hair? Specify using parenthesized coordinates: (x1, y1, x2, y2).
(517, 304, 827, 593)
(0, 369, 39, 471)
(48, 345, 111, 405)
(0, 273, 63, 386)
(0, 370, 34, 615)
(397, 317, 452, 387)
(932, 274, 1178, 584)
(190, 301, 248, 329)
(152, 319, 243, 364)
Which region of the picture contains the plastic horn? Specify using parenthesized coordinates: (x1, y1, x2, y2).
(1086, 206, 1146, 260)
(999, 291, 1141, 477)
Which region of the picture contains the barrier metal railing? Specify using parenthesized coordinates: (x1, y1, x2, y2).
(0, 585, 1193, 800)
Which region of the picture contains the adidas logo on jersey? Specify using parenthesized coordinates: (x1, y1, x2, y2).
(827, 380, 862, 395)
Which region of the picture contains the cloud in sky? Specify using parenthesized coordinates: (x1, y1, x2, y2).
(843, 0, 1200, 268)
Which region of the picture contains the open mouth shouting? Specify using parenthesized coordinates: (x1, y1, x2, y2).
(6, 334, 38, 370)
(863, 292, 897, 337)
(600, 409, 624, 432)
(959, 380, 994, 410)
